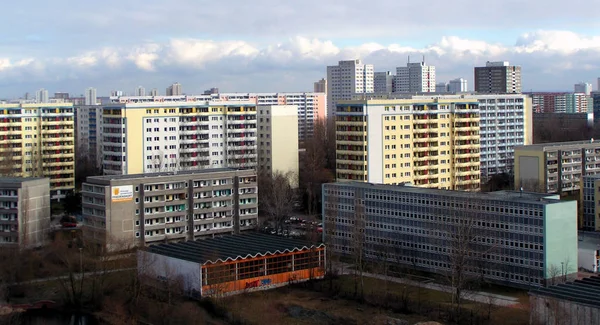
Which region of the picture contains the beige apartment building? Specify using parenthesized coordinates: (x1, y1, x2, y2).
(0, 103, 75, 200)
(0, 177, 51, 247)
(257, 105, 299, 186)
(82, 168, 258, 251)
(335, 97, 481, 191)
(515, 140, 600, 194)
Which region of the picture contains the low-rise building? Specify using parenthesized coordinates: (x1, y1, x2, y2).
(530, 276, 600, 324)
(323, 181, 578, 288)
(514, 140, 600, 194)
(137, 232, 325, 298)
(0, 177, 51, 247)
(82, 168, 258, 251)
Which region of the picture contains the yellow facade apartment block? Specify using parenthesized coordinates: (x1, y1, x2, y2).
(0, 103, 75, 200)
(335, 98, 480, 191)
(102, 98, 257, 175)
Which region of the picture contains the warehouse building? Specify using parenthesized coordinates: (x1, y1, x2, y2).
(137, 233, 326, 297)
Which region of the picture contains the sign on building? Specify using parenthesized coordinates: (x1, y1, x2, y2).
(111, 185, 133, 202)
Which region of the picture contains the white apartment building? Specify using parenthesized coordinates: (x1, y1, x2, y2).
(257, 105, 299, 186)
(374, 71, 394, 93)
(136, 86, 146, 96)
(326, 59, 374, 117)
(395, 61, 436, 93)
(75, 105, 103, 169)
(85, 87, 97, 105)
(166, 82, 182, 96)
(448, 78, 468, 93)
(102, 96, 257, 175)
(36, 89, 49, 103)
(575, 82, 593, 96)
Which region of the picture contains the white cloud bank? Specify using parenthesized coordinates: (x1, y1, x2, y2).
(0, 30, 599, 96)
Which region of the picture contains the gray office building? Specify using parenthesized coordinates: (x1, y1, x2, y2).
(323, 182, 577, 288)
(0, 177, 51, 247)
(82, 168, 258, 252)
(474, 61, 522, 94)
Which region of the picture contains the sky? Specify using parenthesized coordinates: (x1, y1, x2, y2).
(1, 0, 600, 98)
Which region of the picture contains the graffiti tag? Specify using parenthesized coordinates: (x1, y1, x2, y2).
(245, 278, 272, 289)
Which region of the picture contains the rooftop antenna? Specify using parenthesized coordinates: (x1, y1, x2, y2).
(408, 55, 410, 64)
(422, 55, 425, 64)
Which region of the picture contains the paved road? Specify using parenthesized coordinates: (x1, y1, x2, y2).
(333, 262, 521, 307)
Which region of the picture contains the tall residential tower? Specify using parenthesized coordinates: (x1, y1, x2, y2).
(326, 59, 374, 118)
(474, 61, 522, 94)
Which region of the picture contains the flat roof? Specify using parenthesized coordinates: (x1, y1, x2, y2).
(0, 177, 48, 184)
(145, 232, 324, 265)
(516, 140, 599, 151)
(530, 276, 600, 308)
(86, 168, 250, 182)
(327, 182, 563, 205)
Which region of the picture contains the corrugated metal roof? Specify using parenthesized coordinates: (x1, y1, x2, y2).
(530, 276, 600, 307)
(145, 232, 324, 265)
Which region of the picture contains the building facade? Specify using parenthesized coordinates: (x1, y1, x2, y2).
(102, 97, 257, 175)
(526, 92, 591, 113)
(136, 86, 146, 96)
(75, 105, 103, 169)
(0, 177, 51, 247)
(335, 98, 481, 191)
(575, 82, 593, 96)
(82, 168, 258, 251)
(313, 78, 326, 93)
(374, 71, 394, 93)
(395, 61, 436, 93)
(166, 82, 182, 96)
(514, 140, 600, 194)
(257, 105, 299, 186)
(448, 78, 468, 93)
(582, 175, 600, 231)
(36, 89, 49, 104)
(0, 103, 75, 200)
(323, 182, 578, 288)
(326, 59, 374, 118)
(474, 61, 522, 94)
(85, 88, 97, 106)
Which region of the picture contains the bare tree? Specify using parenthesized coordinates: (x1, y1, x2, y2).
(258, 170, 295, 233)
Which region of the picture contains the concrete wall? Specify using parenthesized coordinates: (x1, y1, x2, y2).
(137, 251, 201, 296)
(530, 293, 600, 325)
(544, 200, 578, 280)
(20, 178, 51, 247)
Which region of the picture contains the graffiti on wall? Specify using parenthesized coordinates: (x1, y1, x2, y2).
(245, 278, 272, 289)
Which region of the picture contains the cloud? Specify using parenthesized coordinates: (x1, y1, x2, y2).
(0, 30, 600, 96)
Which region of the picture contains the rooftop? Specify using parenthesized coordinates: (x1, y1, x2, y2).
(145, 232, 324, 265)
(0, 177, 48, 184)
(327, 182, 563, 205)
(516, 140, 599, 151)
(86, 168, 251, 182)
(530, 276, 600, 308)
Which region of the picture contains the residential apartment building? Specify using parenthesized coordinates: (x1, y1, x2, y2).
(0, 177, 51, 247)
(323, 182, 578, 288)
(395, 61, 436, 93)
(102, 96, 257, 175)
(314, 78, 326, 93)
(374, 71, 394, 93)
(36, 89, 49, 104)
(335, 97, 481, 191)
(218, 92, 325, 141)
(0, 103, 75, 200)
(166, 82, 182, 96)
(82, 168, 258, 251)
(582, 175, 600, 230)
(514, 140, 600, 194)
(136, 86, 146, 96)
(435, 82, 448, 93)
(448, 78, 468, 93)
(526, 92, 591, 113)
(75, 105, 103, 169)
(326, 59, 374, 118)
(575, 82, 593, 96)
(257, 105, 299, 186)
(474, 61, 522, 94)
(85, 87, 97, 105)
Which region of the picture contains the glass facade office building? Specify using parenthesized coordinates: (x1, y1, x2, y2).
(323, 182, 577, 288)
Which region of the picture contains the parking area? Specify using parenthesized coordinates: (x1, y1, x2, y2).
(259, 214, 323, 240)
